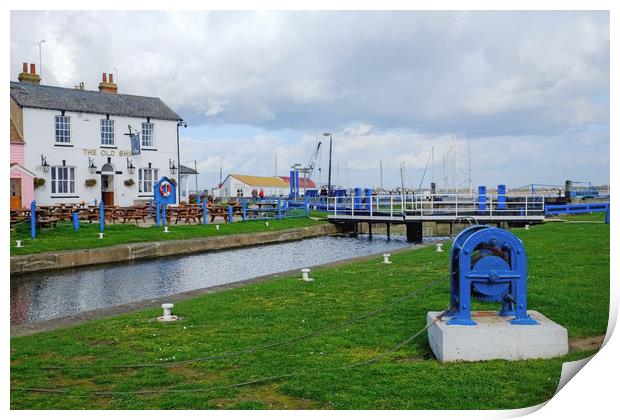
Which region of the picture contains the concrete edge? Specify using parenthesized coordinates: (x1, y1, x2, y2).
(10, 223, 346, 275)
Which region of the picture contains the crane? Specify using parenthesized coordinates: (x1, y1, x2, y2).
(291, 141, 322, 197)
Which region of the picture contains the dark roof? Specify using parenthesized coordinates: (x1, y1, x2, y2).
(179, 164, 198, 175)
(10, 82, 182, 121)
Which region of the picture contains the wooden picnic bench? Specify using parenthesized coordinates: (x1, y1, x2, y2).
(207, 205, 230, 223)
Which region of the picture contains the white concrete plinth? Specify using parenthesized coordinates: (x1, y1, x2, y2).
(427, 310, 568, 362)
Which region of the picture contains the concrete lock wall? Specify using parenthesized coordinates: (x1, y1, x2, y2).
(11, 224, 346, 275)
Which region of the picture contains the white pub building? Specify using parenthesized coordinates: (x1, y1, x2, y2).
(10, 63, 186, 207)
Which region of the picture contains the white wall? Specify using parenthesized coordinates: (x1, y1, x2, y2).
(221, 176, 289, 198)
(22, 107, 179, 206)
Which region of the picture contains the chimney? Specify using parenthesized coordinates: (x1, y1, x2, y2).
(17, 62, 41, 85)
(98, 72, 117, 93)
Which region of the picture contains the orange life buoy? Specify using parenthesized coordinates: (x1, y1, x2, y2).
(159, 181, 172, 197)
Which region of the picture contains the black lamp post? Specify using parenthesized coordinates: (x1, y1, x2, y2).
(176, 119, 187, 203)
(323, 132, 333, 196)
(169, 158, 178, 174)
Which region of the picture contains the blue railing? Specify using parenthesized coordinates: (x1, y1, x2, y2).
(545, 202, 609, 215)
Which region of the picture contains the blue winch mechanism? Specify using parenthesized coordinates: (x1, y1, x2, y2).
(446, 225, 539, 326)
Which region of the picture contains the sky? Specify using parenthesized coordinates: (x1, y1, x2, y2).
(10, 10, 610, 191)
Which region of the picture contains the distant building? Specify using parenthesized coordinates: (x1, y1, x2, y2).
(10, 62, 182, 207)
(219, 174, 290, 198)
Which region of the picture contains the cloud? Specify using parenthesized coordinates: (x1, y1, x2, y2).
(10, 10, 610, 188)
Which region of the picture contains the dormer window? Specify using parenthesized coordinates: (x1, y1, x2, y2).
(100, 119, 115, 145)
(55, 115, 71, 143)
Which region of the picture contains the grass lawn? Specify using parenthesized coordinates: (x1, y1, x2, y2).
(10, 217, 327, 256)
(552, 212, 607, 222)
(10, 221, 609, 409)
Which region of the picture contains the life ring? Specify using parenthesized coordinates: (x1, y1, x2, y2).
(159, 181, 172, 197)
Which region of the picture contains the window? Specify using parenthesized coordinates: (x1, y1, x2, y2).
(141, 122, 154, 148)
(138, 167, 158, 194)
(51, 166, 75, 194)
(55, 115, 71, 143)
(100, 119, 115, 145)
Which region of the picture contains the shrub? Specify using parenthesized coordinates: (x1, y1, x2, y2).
(124, 178, 135, 187)
(33, 177, 45, 189)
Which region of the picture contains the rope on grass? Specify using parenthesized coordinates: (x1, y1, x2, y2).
(40, 275, 448, 372)
(12, 310, 450, 398)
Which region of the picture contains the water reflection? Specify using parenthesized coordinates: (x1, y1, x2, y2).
(11, 235, 413, 325)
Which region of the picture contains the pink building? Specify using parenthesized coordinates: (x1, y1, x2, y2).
(10, 116, 34, 209)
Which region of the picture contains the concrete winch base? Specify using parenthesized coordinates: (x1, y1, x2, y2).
(427, 310, 568, 362)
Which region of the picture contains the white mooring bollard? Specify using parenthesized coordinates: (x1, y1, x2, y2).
(163, 226, 170, 233)
(383, 253, 392, 264)
(301, 268, 313, 282)
(524, 224, 530, 231)
(98, 232, 104, 239)
(266, 221, 269, 227)
(15, 240, 22, 248)
(216, 224, 220, 230)
(436, 243, 444, 252)
(158, 303, 178, 322)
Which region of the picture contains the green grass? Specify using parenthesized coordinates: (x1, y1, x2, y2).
(10, 217, 327, 256)
(10, 221, 609, 409)
(552, 212, 607, 222)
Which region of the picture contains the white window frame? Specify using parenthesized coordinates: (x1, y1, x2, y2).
(55, 115, 71, 144)
(141, 122, 155, 148)
(138, 167, 159, 194)
(51, 166, 76, 195)
(100, 119, 115, 146)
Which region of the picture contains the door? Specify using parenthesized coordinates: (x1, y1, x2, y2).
(101, 174, 115, 206)
(10, 178, 22, 210)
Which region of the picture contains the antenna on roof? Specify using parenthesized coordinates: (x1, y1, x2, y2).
(33, 40, 46, 80)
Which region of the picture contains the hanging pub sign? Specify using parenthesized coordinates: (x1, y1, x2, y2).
(124, 125, 141, 155)
(130, 133, 141, 155)
(154, 176, 177, 205)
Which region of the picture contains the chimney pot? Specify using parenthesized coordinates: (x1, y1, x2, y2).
(30, 63, 36, 74)
(22, 63, 28, 73)
(108, 73, 113, 83)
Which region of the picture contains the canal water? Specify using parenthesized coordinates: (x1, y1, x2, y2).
(11, 234, 424, 326)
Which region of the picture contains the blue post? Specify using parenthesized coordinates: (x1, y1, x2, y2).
(242, 198, 247, 221)
(605, 203, 610, 224)
(149, 199, 153, 219)
(497, 184, 506, 210)
(278, 197, 282, 220)
(228, 205, 233, 223)
(99, 200, 105, 232)
(72, 211, 80, 231)
(477, 186, 487, 213)
(203, 199, 207, 225)
(162, 204, 167, 226)
(354, 187, 362, 210)
(156, 203, 161, 226)
(364, 188, 372, 211)
(30, 200, 36, 239)
(305, 195, 309, 217)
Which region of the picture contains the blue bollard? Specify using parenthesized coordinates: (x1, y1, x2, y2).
(30, 200, 36, 239)
(242, 198, 247, 221)
(72, 211, 80, 231)
(477, 185, 487, 213)
(228, 205, 233, 223)
(99, 201, 105, 232)
(203, 199, 207, 225)
(277, 197, 282, 220)
(606, 203, 610, 224)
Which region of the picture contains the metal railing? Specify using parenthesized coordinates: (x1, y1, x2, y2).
(322, 193, 546, 220)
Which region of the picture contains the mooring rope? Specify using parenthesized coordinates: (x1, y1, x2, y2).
(12, 309, 450, 398)
(39, 275, 447, 372)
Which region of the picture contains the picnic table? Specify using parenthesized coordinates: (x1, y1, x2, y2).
(207, 205, 230, 223)
(166, 205, 202, 224)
